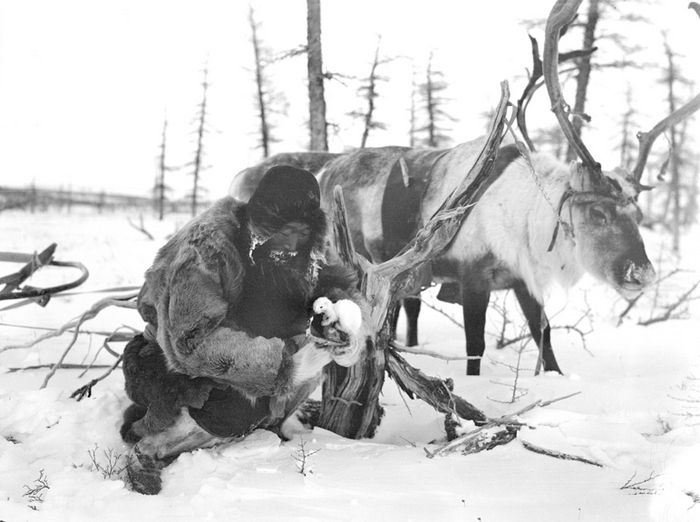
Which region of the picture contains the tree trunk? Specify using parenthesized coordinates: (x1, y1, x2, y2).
(191, 66, 209, 217)
(249, 5, 271, 158)
(157, 118, 168, 220)
(318, 82, 511, 439)
(663, 39, 681, 253)
(306, 0, 328, 151)
(566, 0, 599, 163)
(359, 39, 381, 149)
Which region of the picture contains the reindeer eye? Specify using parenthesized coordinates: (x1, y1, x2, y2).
(589, 206, 609, 225)
(634, 206, 643, 224)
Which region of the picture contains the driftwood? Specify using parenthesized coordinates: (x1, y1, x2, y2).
(317, 81, 511, 438)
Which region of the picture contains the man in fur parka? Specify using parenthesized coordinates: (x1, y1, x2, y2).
(121, 165, 370, 495)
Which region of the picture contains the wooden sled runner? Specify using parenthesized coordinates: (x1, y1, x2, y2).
(0, 243, 89, 308)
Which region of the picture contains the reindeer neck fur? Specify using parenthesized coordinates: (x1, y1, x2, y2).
(439, 151, 587, 303)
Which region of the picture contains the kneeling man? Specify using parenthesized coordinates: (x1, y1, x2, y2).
(121, 166, 369, 494)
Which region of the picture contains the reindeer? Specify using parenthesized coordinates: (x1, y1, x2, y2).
(231, 0, 700, 376)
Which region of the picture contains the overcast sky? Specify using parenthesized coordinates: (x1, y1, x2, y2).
(0, 0, 697, 199)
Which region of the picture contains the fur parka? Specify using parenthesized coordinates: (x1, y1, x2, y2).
(135, 195, 366, 403)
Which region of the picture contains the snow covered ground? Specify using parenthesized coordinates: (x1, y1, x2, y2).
(1, 208, 699, 522)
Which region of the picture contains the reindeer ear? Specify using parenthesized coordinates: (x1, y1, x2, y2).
(610, 166, 646, 200)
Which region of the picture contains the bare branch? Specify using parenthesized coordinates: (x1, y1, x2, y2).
(1, 293, 138, 354)
(638, 279, 700, 326)
(620, 470, 663, 494)
(71, 354, 124, 401)
(127, 215, 154, 240)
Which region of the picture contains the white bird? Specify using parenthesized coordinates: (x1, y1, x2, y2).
(312, 297, 362, 335)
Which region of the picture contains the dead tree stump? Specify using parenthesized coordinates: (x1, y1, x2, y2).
(318, 82, 512, 439)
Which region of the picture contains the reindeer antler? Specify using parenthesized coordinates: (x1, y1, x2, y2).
(631, 92, 700, 184)
(517, 33, 596, 153)
(543, 0, 606, 187)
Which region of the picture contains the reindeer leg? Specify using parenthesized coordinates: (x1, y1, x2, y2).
(403, 297, 421, 347)
(513, 282, 561, 375)
(462, 285, 490, 376)
(388, 301, 402, 340)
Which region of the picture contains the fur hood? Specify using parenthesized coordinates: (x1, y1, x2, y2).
(246, 165, 327, 251)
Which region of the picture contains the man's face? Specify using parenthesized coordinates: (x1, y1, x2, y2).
(264, 221, 311, 257)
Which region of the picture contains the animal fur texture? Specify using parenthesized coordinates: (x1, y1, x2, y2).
(312, 297, 363, 334)
(124, 194, 370, 442)
(229, 134, 655, 375)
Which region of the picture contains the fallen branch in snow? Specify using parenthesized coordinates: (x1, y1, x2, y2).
(1, 292, 139, 354)
(387, 345, 487, 425)
(620, 470, 663, 495)
(7, 363, 115, 372)
(0, 292, 138, 389)
(70, 354, 124, 401)
(38, 294, 138, 388)
(0, 321, 136, 340)
(520, 439, 603, 467)
(425, 392, 581, 459)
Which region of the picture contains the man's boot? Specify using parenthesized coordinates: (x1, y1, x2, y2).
(126, 445, 166, 495)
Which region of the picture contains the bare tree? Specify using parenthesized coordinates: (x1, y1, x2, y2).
(617, 84, 638, 172)
(248, 4, 278, 158)
(657, 35, 696, 251)
(417, 52, 453, 148)
(349, 37, 389, 148)
(565, 0, 599, 162)
(153, 117, 172, 221)
(187, 64, 211, 217)
(306, 0, 328, 151)
(408, 65, 418, 148)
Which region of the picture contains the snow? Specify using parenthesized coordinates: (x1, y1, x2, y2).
(1, 209, 699, 522)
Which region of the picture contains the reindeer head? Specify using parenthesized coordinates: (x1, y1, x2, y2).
(531, 0, 700, 297)
(565, 162, 655, 297)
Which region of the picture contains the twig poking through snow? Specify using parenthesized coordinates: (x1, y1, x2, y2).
(294, 437, 320, 476)
(23, 469, 50, 508)
(127, 214, 154, 240)
(620, 470, 663, 495)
